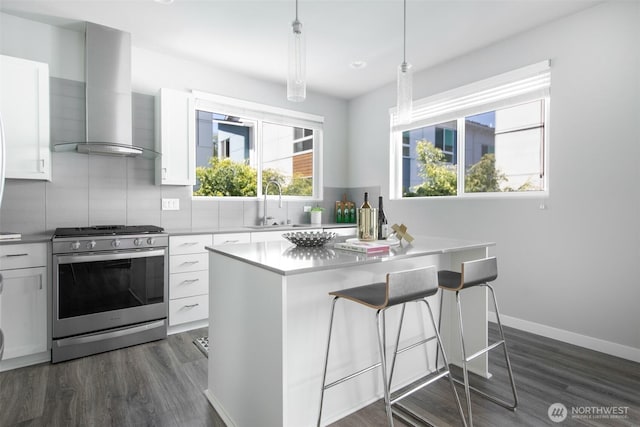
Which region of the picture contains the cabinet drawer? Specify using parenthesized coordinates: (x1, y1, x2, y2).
(212, 232, 250, 245)
(170, 253, 208, 274)
(170, 270, 208, 299)
(169, 234, 212, 255)
(0, 244, 47, 270)
(169, 294, 209, 326)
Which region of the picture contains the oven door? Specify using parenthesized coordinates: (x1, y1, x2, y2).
(52, 248, 168, 339)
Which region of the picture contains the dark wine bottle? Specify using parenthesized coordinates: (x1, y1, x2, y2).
(378, 196, 388, 239)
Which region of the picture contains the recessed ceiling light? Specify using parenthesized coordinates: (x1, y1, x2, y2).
(154, 0, 174, 4)
(349, 60, 367, 69)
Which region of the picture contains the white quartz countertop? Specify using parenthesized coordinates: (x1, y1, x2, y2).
(206, 236, 494, 276)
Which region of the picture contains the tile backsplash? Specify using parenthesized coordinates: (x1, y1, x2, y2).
(0, 77, 371, 235)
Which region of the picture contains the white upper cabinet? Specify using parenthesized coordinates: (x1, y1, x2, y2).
(155, 88, 195, 186)
(0, 55, 51, 181)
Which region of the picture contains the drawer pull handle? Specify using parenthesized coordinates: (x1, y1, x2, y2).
(181, 260, 199, 265)
(181, 278, 200, 285)
(183, 303, 199, 309)
(224, 240, 239, 244)
(180, 242, 199, 246)
(4, 253, 29, 258)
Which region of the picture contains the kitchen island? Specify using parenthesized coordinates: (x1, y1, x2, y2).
(205, 236, 495, 427)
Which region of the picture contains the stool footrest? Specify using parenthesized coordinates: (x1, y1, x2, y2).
(392, 402, 438, 427)
(390, 369, 450, 405)
(396, 335, 436, 357)
(451, 377, 517, 411)
(465, 339, 504, 363)
(323, 361, 381, 391)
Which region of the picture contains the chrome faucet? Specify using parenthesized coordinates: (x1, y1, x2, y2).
(263, 180, 283, 226)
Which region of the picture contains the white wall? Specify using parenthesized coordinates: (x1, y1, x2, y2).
(0, 11, 348, 189)
(0, 12, 349, 232)
(348, 1, 640, 359)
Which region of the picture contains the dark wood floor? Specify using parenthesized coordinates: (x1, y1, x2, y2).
(1, 324, 638, 426)
(0, 328, 224, 427)
(332, 323, 640, 427)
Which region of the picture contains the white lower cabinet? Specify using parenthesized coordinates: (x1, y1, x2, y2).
(169, 294, 209, 326)
(168, 232, 250, 332)
(0, 243, 48, 368)
(213, 233, 250, 246)
(168, 234, 212, 330)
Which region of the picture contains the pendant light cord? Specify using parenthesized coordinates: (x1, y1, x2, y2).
(403, 0, 407, 64)
(293, 0, 301, 31)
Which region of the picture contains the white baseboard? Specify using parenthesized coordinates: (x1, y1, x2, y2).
(168, 319, 208, 335)
(488, 312, 640, 363)
(204, 389, 237, 427)
(0, 351, 50, 372)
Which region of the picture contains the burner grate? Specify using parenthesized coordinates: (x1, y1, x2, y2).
(54, 225, 164, 238)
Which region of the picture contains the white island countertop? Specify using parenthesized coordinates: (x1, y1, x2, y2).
(206, 234, 496, 426)
(205, 235, 494, 276)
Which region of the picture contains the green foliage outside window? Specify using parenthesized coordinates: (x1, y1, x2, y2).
(405, 139, 527, 196)
(194, 157, 257, 197)
(407, 140, 457, 196)
(465, 153, 506, 193)
(195, 157, 313, 197)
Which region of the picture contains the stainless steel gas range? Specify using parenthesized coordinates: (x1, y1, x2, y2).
(51, 225, 168, 363)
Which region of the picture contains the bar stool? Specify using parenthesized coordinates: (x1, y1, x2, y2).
(437, 257, 518, 427)
(317, 266, 467, 427)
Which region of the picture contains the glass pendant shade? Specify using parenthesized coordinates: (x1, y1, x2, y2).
(287, 20, 306, 102)
(397, 61, 413, 124)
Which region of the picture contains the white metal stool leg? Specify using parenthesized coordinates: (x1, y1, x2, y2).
(384, 300, 467, 427)
(456, 290, 474, 427)
(444, 285, 519, 427)
(318, 296, 339, 427)
(376, 310, 394, 426)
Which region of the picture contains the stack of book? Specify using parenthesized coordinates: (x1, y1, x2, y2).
(334, 240, 390, 254)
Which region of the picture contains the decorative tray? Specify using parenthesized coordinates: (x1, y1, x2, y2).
(282, 231, 336, 247)
(283, 246, 337, 260)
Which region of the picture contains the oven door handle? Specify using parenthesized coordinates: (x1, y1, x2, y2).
(55, 249, 167, 264)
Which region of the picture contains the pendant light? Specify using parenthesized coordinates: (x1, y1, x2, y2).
(397, 0, 413, 124)
(287, 0, 306, 102)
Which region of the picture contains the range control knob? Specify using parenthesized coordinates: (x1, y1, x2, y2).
(87, 240, 97, 249)
(134, 238, 143, 247)
(112, 239, 121, 248)
(147, 237, 155, 245)
(71, 241, 81, 250)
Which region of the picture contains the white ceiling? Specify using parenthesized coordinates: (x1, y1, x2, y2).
(1, 0, 600, 100)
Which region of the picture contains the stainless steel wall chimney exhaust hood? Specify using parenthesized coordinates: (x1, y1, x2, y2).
(54, 22, 158, 158)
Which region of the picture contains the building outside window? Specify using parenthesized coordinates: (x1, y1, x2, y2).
(392, 61, 550, 199)
(192, 94, 323, 199)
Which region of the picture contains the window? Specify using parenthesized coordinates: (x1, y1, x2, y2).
(391, 61, 550, 198)
(262, 122, 315, 196)
(192, 93, 323, 198)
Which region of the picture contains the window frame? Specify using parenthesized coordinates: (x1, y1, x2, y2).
(390, 61, 550, 200)
(192, 91, 324, 200)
